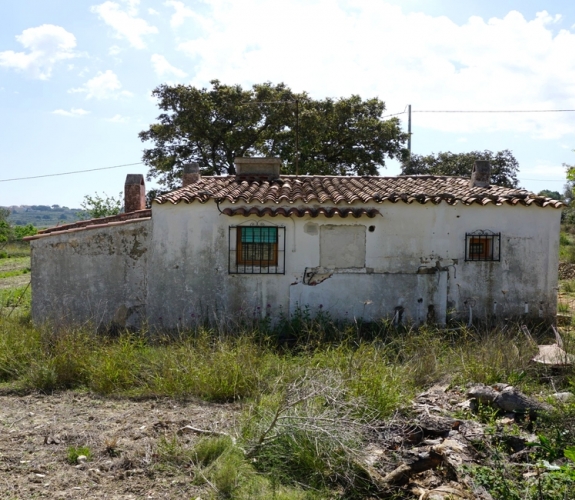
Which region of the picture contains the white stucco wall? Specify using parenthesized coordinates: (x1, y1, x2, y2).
(30, 219, 150, 328)
(146, 199, 560, 327)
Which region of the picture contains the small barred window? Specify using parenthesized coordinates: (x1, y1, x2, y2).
(465, 230, 500, 262)
(229, 225, 285, 274)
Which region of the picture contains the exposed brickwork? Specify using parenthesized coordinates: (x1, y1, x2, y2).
(124, 174, 146, 213)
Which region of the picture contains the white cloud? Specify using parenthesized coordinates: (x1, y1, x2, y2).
(520, 161, 567, 180)
(148, 8, 159, 15)
(69, 70, 133, 99)
(151, 54, 187, 78)
(107, 114, 129, 122)
(164, 0, 195, 27)
(121, 0, 140, 16)
(52, 108, 90, 117)
(91, 1, 158, 49)
(0, 24, 78, 80)
(108, 45, 122, 55)
(176, 1, 575, 140)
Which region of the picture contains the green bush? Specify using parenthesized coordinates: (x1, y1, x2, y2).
(67, 446, 92, 464)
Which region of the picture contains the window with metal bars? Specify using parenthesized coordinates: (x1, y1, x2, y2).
(229, 225, 285, 274)
(465, 230, 500, 261)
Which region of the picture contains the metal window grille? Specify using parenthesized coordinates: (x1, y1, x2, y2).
(229, 225, 286, 274)
(465, 230, 501, 262)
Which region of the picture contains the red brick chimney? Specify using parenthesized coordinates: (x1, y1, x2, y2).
(124, 174, 146, 213)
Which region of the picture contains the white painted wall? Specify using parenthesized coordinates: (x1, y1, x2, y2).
(147, 199, 560, 327)
(31, 220, 150, 328)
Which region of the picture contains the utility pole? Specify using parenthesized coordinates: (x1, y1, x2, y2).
(295, 99, 299, 176)
(407, 104, 412, 160)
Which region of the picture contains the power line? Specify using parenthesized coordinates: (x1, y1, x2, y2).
(521, 178, 567, 182)
(415, 109, 575, 113)
(0, 162, 143, 183)
(0, 161, 567, 184)
(383, 108, 575, 118)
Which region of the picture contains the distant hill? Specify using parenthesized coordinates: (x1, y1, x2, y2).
(3, 205, 85, 229)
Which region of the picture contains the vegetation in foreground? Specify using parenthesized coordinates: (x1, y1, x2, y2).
(1, 312, 575, 498)
(1, 226, 575, 498)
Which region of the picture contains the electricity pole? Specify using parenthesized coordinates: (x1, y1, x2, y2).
(295, 99, 299, 176)
(407, 104, 412, 160)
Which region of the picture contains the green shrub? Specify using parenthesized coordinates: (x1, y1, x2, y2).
(67, 446, 92, 464)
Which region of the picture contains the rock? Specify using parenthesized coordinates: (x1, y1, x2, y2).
(77, 455, 87, 464)
(418, 415, 462, 437)
(532, 344, 575, 367)
(467, 384, 551, 414)
(496, 386, 551, 413)
(44, 435, 61, 445)
(553, 392, 574, 402)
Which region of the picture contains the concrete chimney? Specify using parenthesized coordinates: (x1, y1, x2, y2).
(124, 174, 146, 213)
(469, 160, 491, 188)
(183, 162, 200, 186)
(234, 157, 281, 180)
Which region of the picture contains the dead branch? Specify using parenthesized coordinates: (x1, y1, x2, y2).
(176, 425, 236, 444)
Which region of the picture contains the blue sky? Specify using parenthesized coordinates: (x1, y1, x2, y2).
(1, 0, 575, 208)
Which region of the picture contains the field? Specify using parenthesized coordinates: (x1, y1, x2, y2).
(1, 237, 575, 499)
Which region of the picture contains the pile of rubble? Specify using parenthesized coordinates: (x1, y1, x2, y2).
(362, 383, 563, 499)
(558, 262, 575, 280)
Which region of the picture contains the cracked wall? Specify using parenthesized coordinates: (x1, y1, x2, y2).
(30, 220, 150, 329)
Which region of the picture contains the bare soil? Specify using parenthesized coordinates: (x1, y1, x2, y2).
(0, 275, 30, 291)
(0, 392, 240, 499)
(0, 257, 30, 291)
(0, 257, 30, 274)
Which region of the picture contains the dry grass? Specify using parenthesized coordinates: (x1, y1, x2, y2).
(1, 311, 574, 498)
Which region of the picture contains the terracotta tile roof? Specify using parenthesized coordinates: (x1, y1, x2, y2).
(221, 207, 380, 218)
(153, 175, 564, 210)
(27, 209, 152, 238)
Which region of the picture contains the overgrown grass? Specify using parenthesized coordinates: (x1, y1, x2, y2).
(1, 314, 574, 498)
(0, 241, 30, 259)
(0, 316, 562, 402)
(0, 268, 30, 279)
(0, 285, 31, 310)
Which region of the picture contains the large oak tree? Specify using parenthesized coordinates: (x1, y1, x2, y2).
(140, 80, 408, 189)
(401, 150, 520, 188)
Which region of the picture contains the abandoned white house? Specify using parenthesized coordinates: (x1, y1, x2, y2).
(25, 158, 563, 329)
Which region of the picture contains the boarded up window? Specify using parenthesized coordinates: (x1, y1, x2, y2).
(320, 225, 366, 268)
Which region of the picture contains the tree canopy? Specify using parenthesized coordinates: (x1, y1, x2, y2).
(80, 192, 122, 220)
(401, 150, 520, 188)
(140, 80, 408, 189)
(0, 209, 37, 243)
(537, 190, 563, 200)
(0, 208, 11, 243)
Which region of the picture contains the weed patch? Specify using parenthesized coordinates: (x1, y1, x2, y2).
(67, 446, 92, 464)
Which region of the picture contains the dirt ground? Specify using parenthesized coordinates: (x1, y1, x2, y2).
(0, 256, 30, 291)
(0, 392, 240, 499)
(0, 275, 29, 291)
